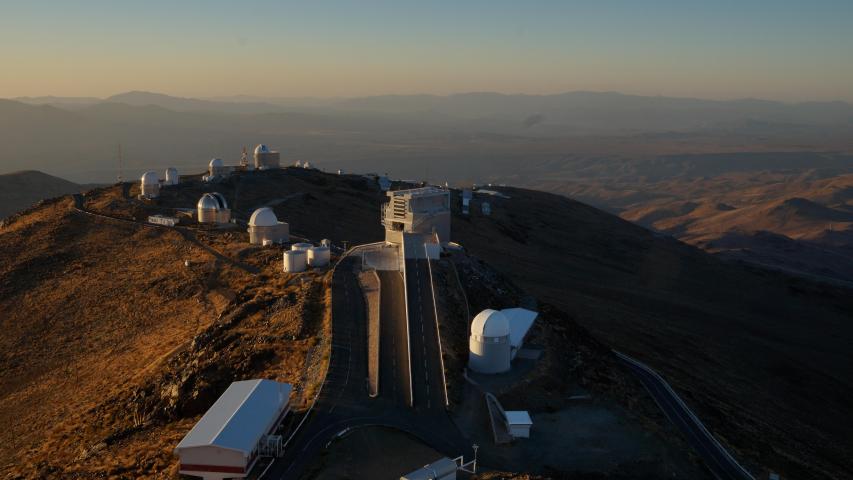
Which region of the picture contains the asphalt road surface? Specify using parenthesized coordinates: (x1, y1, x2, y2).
(265, 254, 468, 480)
(378, 270, 413, 406)
(404, 258, 448, 411)
(615, 351, 755, 480)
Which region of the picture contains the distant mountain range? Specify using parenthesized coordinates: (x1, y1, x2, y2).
(12, 90, 853, 132)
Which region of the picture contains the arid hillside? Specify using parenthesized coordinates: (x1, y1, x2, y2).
(0, 186, 334, 477)
(452, 188, 853, 480)
(1, 166, 850, 479)
(0, 170, 84, 218)
(523, 153, 853, 285)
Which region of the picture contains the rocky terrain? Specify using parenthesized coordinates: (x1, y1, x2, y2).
(0, 166, 850, 479)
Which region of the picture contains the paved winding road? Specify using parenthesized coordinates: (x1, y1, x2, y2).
(615, 351, 755, 480)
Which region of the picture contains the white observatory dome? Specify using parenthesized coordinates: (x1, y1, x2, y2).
(254, 144, 270, 155)
(141, 171, 159, 185)
(209, 158, 224, 168)
(249, 207, 278, 227)
(210, 192, 228, 209)
(471, 309, 510, 338)
(197, 193, 220, 210)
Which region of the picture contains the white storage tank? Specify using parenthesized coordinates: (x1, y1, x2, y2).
(307, 246, 330, 267)
(140, 171, 160, 198)
(468, 309, 511, 374)
(283, 250, 307, 272)
(291, 242, 312, 252)
(164, 167, 179, 185)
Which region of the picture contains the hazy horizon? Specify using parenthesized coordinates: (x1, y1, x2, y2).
(2, 1, 853, 102)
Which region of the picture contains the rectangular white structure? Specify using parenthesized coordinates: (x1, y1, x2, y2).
(401, 457, 457, 480)
(382, 187, 451, 244)
(505, 410, 533, 439)
(174, 379, 291, 480)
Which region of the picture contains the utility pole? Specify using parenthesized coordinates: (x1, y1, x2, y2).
(117, 143, 123, 184)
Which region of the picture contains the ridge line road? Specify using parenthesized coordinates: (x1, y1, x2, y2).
(615, 351, 755, 480)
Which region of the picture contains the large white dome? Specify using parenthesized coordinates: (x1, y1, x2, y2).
(209, 158, 224, 168)
(140, 171, 159, 185)
(471, 309, 510, 338)
(249, 207, 278, 227)
(197, 193, 219, 210)
(254, 144, 270, 155)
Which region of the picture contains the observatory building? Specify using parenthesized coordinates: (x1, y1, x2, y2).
(174, 379, 291, 480)
(164, 167, 180, 186)
(197, 193, 231, 224)
(254, 144, 280, 170)
(469, 308, 538, 374)
(382, 186, 451, 244)
(247, 208, 289, 245)
(139, 171, 160, 199)
(208, 158, 229, 178)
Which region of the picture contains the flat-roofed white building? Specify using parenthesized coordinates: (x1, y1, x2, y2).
(400, 457, 457, 480)
(174, 379, 291, 480)
(382, 187, 451, 244)
(505, 410, 533, 438)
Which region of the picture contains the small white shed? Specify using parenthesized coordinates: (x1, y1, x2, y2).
(505, 410, 533, 439)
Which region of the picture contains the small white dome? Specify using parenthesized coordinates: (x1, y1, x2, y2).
(140, 171, 159, 185)
(254, 144, 270, 155)
(197, 193, 220, 210)
(471, 309, 510, 337)
(209, 158, 224, 168)
(249, 207, 278, 227)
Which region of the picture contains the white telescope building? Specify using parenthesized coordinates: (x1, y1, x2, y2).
(247, 207, 289, 245)
(254, 144, 280, 170)
(381, 186, 451, 244)
(469, 308, 537, 374)
(140, 171, 160, 199)
(197, 192, 231, 224)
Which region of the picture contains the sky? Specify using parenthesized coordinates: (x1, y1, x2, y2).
(1, 0, 852, 101)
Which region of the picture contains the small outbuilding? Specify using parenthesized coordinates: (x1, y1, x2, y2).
(247, 207, 289, 245)
(505, 410, 533, 439)
(174, 379, 291, 480)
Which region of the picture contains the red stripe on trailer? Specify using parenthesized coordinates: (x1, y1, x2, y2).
(180, 463, 245, 474)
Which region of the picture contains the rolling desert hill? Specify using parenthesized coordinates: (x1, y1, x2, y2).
(0, 170, 86, 219)
(0, 166, 850, 479)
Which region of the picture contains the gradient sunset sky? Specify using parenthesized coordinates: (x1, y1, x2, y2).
(2, 0, 852, 101)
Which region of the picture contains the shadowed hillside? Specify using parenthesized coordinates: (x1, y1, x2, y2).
(0, 170, 84, 218)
